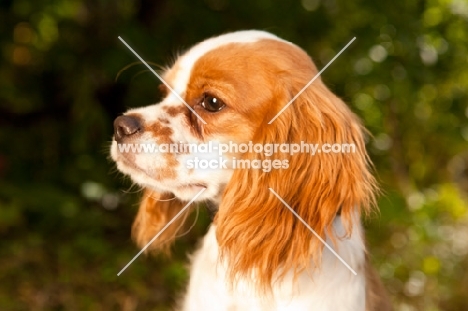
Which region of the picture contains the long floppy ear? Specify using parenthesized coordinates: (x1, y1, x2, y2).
(215, 79, 378, 292)
(132, 189, 190, 254)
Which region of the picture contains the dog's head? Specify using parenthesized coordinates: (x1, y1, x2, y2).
(111, 30, 377, 289)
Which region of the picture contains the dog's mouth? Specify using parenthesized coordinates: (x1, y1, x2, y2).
(114, 154, 174, 182)
(175, 183, 207, 191)
(115, 154, 148, 176)
(115, 153, 137, 169)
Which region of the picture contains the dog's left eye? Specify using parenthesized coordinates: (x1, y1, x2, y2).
(201, 94, 225, 112)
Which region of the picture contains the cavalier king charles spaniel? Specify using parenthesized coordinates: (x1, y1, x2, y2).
(111, 30, 391, 311)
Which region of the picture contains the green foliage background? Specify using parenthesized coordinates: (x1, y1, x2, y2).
(1, 0, 467, 310)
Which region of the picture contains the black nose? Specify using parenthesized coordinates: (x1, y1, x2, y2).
(114, 115, 142, 142)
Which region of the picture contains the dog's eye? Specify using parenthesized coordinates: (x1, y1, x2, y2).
(201, 94, 225, 112)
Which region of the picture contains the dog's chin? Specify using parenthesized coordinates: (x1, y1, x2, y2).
(171, 183, 209, 201)
(142, 182, 220, 202)
(126, 173, 218, 202)
(112, 148, 224, 202)
(114, 160, 218, 202)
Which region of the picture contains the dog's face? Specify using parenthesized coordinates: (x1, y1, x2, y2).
(111, 30, 377, 289)
(110, 31, 314, 202)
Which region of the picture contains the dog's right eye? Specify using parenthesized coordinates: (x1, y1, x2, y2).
(200, 94, 225, 112)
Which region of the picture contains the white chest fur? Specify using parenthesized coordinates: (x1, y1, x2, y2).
(181, 216, 367, 311)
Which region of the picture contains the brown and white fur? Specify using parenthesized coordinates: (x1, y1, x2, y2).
(111, 30, 391, 311)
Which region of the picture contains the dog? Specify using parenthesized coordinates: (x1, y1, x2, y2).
(111, 30, 391, 310)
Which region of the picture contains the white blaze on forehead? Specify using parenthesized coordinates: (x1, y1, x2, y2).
(172, 30, 289, 95)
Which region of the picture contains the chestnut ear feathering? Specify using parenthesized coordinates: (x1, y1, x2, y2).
(214, 81, 378, 291)
(132, 189, 190, 254)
